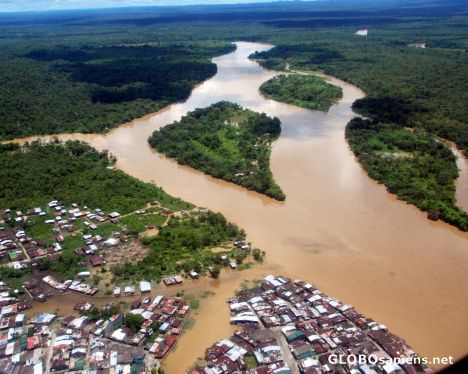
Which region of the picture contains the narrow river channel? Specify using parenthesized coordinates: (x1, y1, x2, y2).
(16, 42, 468, 371)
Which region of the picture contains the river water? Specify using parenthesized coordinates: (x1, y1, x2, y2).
(16, 42, 468, 371)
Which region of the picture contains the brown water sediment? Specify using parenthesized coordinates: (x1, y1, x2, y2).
(15, 42, 468, 371)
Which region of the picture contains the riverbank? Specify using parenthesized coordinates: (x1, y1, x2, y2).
(7, 42, 468, 372)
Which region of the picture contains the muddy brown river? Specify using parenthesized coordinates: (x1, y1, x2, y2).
(16, 42, 468, 372)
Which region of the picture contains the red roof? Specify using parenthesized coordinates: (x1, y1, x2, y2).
(162, 306, 177, 315)
(89, 255, 104, 267)
(166, 335, 177, 348)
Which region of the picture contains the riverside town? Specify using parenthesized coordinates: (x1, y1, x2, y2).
(0, 0, 467, 373)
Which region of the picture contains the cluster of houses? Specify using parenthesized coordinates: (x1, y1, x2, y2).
(113, 281, 153, 297)
(1, 199, 148, 302)
(195, 329, 291, 374)
(0, 226, 40, 271)
(23, 279, 54, 302)
(1, 199, 197, 297)
(0, 293, 190, 373)
(0, 200, 130, 272)
(88, 337, 146, 373)
(1, 199, 253, 309)
(0, 283, 33, 321)
(192, 275, 428, 374)
(49, 327, 89, 372)
(42, 275, 98, 296)
(72, 295, 187, 350)
(0, 305, 52, 374)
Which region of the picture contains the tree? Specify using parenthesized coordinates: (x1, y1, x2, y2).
(252, 248, 264, 262)
(37, 257, 50, 271)
(87, 307, 101, 322)
(209, 266, 221, 279)
(124, 313, 145, 333)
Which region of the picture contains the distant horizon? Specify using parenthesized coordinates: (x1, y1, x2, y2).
(0, 0, 316, 13)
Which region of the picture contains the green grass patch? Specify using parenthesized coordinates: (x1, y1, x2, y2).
(92, 222, 116, 238)
(25, 216, 55, 244)
(245, 355, 257, 370)
(62, 235, 84, 252)
(119, 213, 166, 235)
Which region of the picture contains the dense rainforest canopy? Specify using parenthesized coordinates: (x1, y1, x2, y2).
(345, 118, 468, 231)
(148, 101, 285, 200)
(0, 41, 234, 138)
(250, 20, 468, 155)
(259, 74, 343, 111)
(0, 0, 466, 228)
(0, 141, 190, 212)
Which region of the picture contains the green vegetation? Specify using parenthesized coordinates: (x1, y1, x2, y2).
(252, 248, 265, 262)
(259, 74, 342, 111)
(111, 211, 245, 282)
(0, 141, 191, 213)
(250, 22, 467, 156)
(0, 267, 31, 290)
(346, 118, 468, 231)
(124, 313, 145, 333)
(0, 140, 193, 283)
(148, 101, 285, 200)
(0, 140, 256, 284)
(200, 290, 216, 299)
(92, 275, 102, 286)
(185, 295, 200, 310)
(236, 279, 263, 296)
(33, 244, 87, 280)
(0, 0, 466, 232)
(209, 265, 221, 279)
(245, 355, 257, 370)
(118, 214, 166, 235)
(245, 3, 467, 227)
(0, 41, 234, 139)
(87, 304, 122, 321)
(25, 215, 55, 244)
(0, 4, 465, 153)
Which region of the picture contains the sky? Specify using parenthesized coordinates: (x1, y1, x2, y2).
(0, 0, 302, 13)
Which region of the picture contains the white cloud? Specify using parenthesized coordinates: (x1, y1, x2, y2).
(0, 0, 286, 12)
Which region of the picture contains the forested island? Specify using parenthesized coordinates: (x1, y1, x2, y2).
(346, 119, 468, 231)
(259, 74, 342, 111)
(148, 101, 285, 200)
